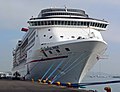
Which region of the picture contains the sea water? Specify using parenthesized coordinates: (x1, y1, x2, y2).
(81, 72, 120, 91)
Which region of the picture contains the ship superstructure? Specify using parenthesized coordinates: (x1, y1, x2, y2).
(12, 7, 108, 83)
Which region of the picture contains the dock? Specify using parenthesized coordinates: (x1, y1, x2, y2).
(0, 79, 92, 92)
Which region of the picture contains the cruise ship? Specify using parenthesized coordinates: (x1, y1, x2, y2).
(12, 7, 109, 84)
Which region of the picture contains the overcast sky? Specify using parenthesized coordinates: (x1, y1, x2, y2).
(0, 0, 120, 74)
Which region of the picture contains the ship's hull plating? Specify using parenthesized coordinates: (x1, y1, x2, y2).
(16, 39, 106, 83)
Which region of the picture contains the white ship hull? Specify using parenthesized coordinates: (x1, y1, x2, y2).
(13, 39, 106, 83)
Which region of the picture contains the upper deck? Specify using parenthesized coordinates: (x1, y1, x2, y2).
(28, 7, 108, 31)
(38, 8, 88, 18)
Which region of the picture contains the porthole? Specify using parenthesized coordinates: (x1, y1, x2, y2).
(44, 35, 46, 37)
(65, 48, 70, 51)
(77, 36, 81, 39)
(49, 51, 53, 54)
(60, 36, 63, 38)
(49, 36, 53, 39)
(56, 49, 60, 53)
(71, 36, 75, 38)
(48, 29, 50, 31)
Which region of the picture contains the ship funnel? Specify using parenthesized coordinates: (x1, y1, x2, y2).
(21, 28, 28, 32)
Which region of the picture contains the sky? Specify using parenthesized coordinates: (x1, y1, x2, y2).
(0, 0, 120, 74)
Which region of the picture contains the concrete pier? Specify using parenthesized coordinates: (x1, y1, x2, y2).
(0, 79, 92, 92)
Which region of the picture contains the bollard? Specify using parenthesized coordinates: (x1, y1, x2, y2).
(38, 79, 41, 84)
(31, 79, 34, 83)
(66, 82, 71, 87)
(56, 82, 61, 86)
(104, 86, 111, 92)
(42, 80, 46, 83)
(48, 80, 52, 84)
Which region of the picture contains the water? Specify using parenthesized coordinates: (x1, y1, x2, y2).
(81, 72, 120, 91)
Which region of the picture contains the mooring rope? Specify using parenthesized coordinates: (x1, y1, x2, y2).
(52, 52, 90, 83)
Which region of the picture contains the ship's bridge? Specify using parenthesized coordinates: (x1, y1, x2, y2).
(28, 8, 109, 31)
(38, 8, 88, 18)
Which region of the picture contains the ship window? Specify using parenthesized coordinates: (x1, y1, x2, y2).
(100, 24, 103, 28)
(48, 21, 51, 25)
(43, 51, 48, 57)
(99, 23, 102, 27)
(95, 23, 97, 27)
(104, 24, 107, 28)
(77, 36, 81, 39)
(90, 22, 93, 26)
(56, 49, 60, 53)
(41, 21, 44, 25)
(30, 20, 106, 28)
(103, 24, 105, 28)
(61, 21, 64, 25)
(35, 22, 38, 26)
(60, 36, 63, 38)
(72, 21, 73, 25)
(78, 21, 81, 25)
(49, 36, 52, 39)
(35, 21, 38, 26)
(83, 22, 86, 26)
(101, 24, 104, 28)
(87, 22, 90, 27)
(57, 21, 60, 25)
(102, 24, 104, 28)
(76, 21, 79, 26)
(104, 24, 106, 28)
(73, 21, 76, 25)
(32, 22, 35, 26)
(71, 21, 73, 25)
(65, 21, 67, 25)
(81, 22, 84, 26)
(97, 23, 100, 27)
(44, 21, 47, 25)
(38, 21, 40, 25)
(75, 21, 78, 25)
(68, 21, 70, 25)
(76, 21, 78, 25)
(97, 23, 99, 27)
(51, 21, 54, 25)
(100, 24, 103, 27)
(71, 36, 75, 38)
(93, 22, 95, 26)
(49, 51, 53, 54)
(92, 22, 95, 26)
(65, 48, 70, 51)
(55, 21, 57, 25)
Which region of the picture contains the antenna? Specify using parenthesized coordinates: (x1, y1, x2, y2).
(64, 5, 67, 12)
